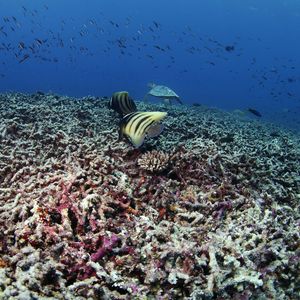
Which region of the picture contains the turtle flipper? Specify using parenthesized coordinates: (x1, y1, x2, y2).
(143, 94, 149, 103)
(176, 98, 183, 104)
(163, 98, 172, 105)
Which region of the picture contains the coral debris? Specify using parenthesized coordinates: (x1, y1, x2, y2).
(0, 93, 299, 299)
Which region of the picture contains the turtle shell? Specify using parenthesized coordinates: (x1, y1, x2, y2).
(148, 85, 179, 99)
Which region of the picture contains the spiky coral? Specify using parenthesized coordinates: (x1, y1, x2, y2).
(137, 150, 171, 173)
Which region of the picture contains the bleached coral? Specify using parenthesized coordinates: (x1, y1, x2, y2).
(0, 93, 299, 299)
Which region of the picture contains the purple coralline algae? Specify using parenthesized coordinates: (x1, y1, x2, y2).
(0, 93, 299, 299)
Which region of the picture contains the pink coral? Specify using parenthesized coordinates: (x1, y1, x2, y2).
(91, 234, 120, 262)
(0, 93, 299, 299)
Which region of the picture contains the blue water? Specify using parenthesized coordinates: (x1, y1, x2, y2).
(0, 0, 300, 129)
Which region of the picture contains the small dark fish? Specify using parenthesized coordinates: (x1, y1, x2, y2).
(247, 108, 262, 117)
(153, 21, 160, 28)
(116, 39, 126, 48)
(204, 46, 213, 53)
(0, 29, 7, 37)
(19, 54, 30, 63)
(18, 42, 25, 50)
(35, 38, 43, 46)
(225, 45, 235, 52)
(154, 45, 165, 51)
(109, 20, 119, 27)
(206, 61, 215, 66)
(109, 91, 137, 116)
(28, 45, 35, 53)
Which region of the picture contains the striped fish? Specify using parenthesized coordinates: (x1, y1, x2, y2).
(109, 91, 137, 115)
(119, 111, 167, 148)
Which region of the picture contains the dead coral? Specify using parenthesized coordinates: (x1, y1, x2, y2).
(0, 92, 299, 299)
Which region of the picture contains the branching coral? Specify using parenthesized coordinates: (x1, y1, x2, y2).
(137, 150, 170, 173)
(0, 93, 299, 299)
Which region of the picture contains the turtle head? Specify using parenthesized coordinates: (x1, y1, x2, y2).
(147, 82, 156, 88)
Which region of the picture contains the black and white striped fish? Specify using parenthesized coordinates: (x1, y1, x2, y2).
(119, 111, 167, 148)
(109, 91, 137, 115)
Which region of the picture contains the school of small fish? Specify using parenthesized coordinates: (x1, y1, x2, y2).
(0, 4, 299, 129)
(0, 3, 298, 106)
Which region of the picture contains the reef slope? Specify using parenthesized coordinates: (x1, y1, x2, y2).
(0, 93, 299, 299)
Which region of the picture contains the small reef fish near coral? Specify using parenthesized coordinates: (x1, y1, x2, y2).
(109, 91, 137, 116)
(109, 91, 168, 148)
(0, 92, 299, 299)
(247, 108, 262, 117)
(119, 110, 167, 148)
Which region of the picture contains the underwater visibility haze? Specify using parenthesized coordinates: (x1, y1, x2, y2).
(0, 1, 300, 299)
(0, 0, 300, 127)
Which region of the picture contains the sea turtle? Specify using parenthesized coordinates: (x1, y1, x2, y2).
(144, 83, 182, 105)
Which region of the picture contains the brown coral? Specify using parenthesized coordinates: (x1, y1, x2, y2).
(137, 150, 170, 173)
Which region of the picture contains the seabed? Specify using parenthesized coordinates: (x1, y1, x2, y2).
(0, 93, 299, 299)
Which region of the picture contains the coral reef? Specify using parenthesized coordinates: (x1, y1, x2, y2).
(0, 92, 299, 299)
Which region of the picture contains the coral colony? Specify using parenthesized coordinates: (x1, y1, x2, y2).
(0, 92, 299, 299)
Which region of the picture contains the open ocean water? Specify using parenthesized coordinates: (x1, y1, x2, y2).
(0, 1, 299, 299)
